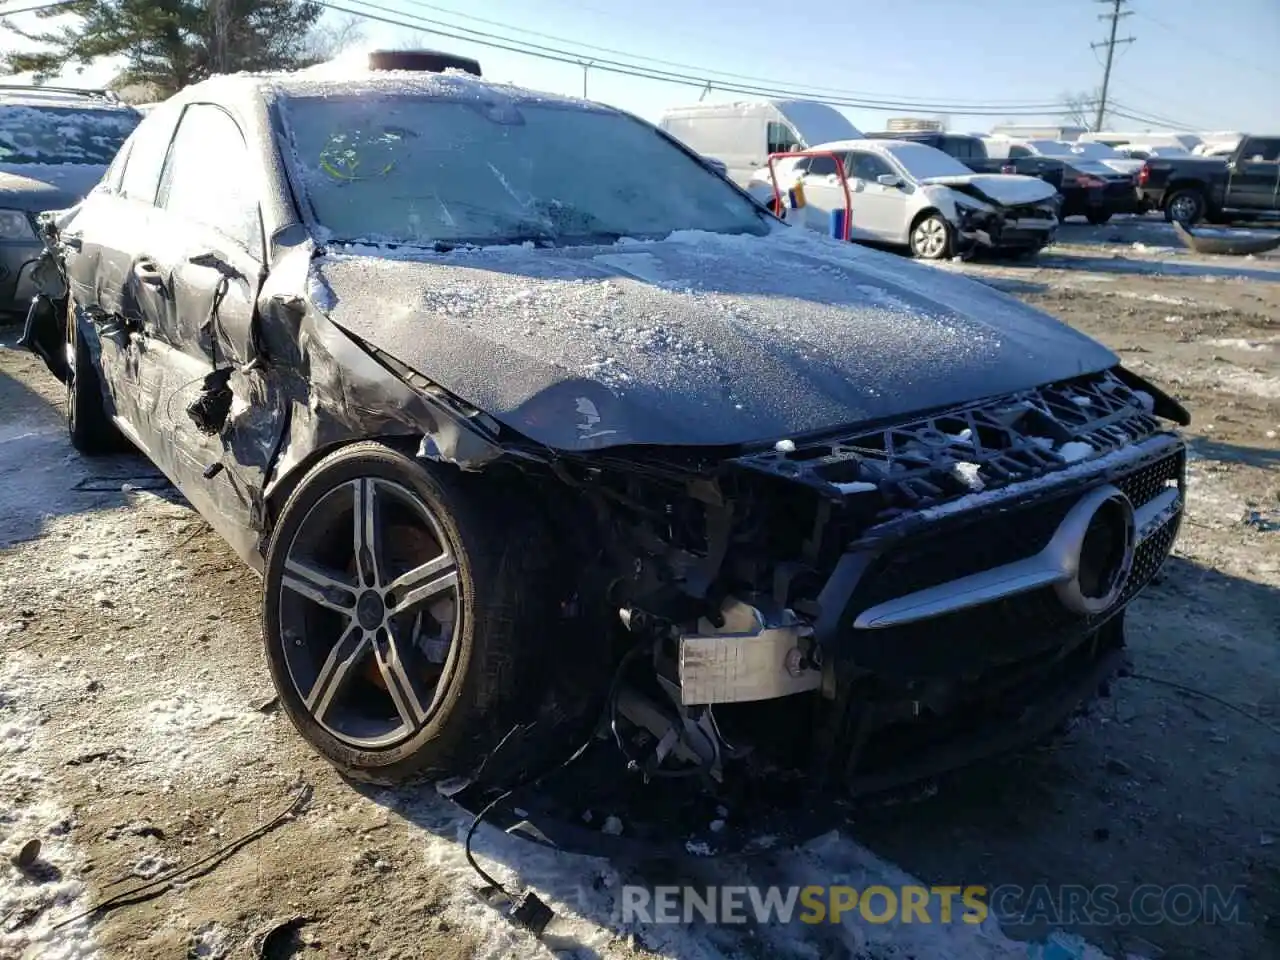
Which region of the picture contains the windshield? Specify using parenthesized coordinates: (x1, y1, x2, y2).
(879, 142, 973, 180)
(0, 104, 139, 165)
(282, 94, 770, 247)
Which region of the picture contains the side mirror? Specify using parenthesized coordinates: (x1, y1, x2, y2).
(877, 174, 903, 188)
(702, 156, 728, 178)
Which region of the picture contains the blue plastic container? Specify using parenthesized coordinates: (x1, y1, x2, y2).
(829, 208, 848, 240)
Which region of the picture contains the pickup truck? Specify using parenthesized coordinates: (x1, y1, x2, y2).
(1138, 134, 1280, 224)
(866, 131, 1138, 223)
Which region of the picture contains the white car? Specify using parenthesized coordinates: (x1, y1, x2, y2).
(750, 139, 1059, 260)
(985, 137, 1146, 177)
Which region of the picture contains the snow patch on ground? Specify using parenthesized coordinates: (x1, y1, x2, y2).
(1202, 337, 1274, 352)
(139, 689, 271, 780)
(0, 657, 97, 960)
(1207, 367, 1280, 399)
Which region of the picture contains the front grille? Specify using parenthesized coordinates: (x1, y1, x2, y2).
(840, 447, 1184, 679)
(735, 369, 1164, 513)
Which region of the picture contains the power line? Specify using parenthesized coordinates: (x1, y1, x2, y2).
(1111, 80, 1213, 131)
(1107, 98, 1192, 130)
(1090, 0, 1135, 130)
(320, 0, 1076, 114)
(390, 0, 1071, 109)
(1137, 9, 1280, 82)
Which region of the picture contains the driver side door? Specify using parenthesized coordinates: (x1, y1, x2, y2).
(1227, 137, 1280, 212)
(132, 102, 286, 556)
(845, 151, 912, 243)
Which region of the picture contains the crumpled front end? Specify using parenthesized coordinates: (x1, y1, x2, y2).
(579, 366, 1186, 813)
(930, 181, 1060, 254)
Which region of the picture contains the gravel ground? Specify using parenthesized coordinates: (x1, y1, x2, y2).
(0, 217, 1276, 960)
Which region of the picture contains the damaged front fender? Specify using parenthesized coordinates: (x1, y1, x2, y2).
(17, 208, 74, 384)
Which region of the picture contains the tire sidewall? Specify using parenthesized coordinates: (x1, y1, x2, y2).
(910, 213, 951, 260)
(261, 444, 494, 781)
(1166, 189, 1204, 224)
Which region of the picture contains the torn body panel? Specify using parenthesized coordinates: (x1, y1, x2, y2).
(920, 183, 1059, 255)
(18, 70, 1191, 835)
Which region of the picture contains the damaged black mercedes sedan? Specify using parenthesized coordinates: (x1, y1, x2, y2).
(23, 68, 1189, 814)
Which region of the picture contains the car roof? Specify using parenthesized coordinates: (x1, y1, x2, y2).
(0, 84, 136, 112)
(807, 138, 888, 152)
(178, 68, 610, 115)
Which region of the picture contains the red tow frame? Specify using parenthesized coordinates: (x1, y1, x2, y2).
(766, 150, 853, 241)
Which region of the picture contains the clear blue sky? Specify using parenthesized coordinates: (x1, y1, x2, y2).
(7, 0, 1278, 132)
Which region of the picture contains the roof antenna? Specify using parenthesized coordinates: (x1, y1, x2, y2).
(698, 81, 712, 102)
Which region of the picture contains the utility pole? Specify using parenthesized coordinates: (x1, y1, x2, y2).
(1091, 0, 1135, 131)
(580, 61, 593, 98)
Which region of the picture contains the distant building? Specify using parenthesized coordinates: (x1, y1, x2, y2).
(990, 123, 1088, 141)
(886, 117, 944, 133)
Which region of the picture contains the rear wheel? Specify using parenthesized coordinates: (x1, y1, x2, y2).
(66, 300, 123, 455)
(909, 213, 951, 260)
(262, 442, 555, 784)
(1164, 188, 1205, 225)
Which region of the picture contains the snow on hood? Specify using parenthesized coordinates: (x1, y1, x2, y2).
(0, 163, 105, 213)
(920, 174, 1058, 207)
(315, 227, 1116, 451)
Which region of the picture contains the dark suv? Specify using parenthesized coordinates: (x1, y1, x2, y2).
(0, 85, 140, 319)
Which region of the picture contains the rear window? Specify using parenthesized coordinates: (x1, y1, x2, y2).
(0, 104, 139, 165)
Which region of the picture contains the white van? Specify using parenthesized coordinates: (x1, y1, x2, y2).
(1077, 131, 1201, 152)
(989, 123, 1088, 142)
(659, 100, 861, 187)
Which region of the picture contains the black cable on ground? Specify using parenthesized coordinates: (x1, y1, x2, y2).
(51, 784, 312, 930)
(1124, 672, 1280, 736)
(463, 734, 596, 898)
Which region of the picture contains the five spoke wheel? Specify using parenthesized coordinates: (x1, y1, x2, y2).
(278, 477, 460, 748)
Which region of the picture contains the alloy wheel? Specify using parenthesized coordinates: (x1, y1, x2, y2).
(912, 217, 948, 259)
(277, 477, 462, 749)
(1169, 194, 1199, 223)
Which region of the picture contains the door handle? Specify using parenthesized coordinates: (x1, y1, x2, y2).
(133, 259, 164, 288)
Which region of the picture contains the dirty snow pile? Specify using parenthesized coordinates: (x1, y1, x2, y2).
(0, 657, 97, 960)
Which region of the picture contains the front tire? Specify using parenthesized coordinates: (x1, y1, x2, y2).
(262, 442, 555, 785)
(909, 213, 952, 260)
(1164, 188, 1206, 225)
(67, 300, 123, 455)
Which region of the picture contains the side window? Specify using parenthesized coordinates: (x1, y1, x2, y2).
(1241, 138, 1280, 162)
(99, 139, 132, 194)
(806, 155, 838, 177)
(1008, 145, 1032, 159)
(118, 109, 178, 203)
(851, 153, 893, 181)
(766, 121, 800, 156)
(941, 137, 970, 159)
(158, 104, 261, 256)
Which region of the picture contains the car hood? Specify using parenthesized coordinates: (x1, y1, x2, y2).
(315, 227, 1117, 451)
(919, 174, 1058, 207)
(0, 163, 105, 213)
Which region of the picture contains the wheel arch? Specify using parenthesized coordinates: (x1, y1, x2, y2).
(261, 434, 417, 547)
(909, 205, 948, 234)
(1163, 179, 1211, 208)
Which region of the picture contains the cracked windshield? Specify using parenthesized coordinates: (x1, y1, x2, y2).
(285, 94, 768, 246)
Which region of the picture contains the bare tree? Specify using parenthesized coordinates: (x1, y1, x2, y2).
(298, 15, 365, 64)
(1060, 89, 1100, 130)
